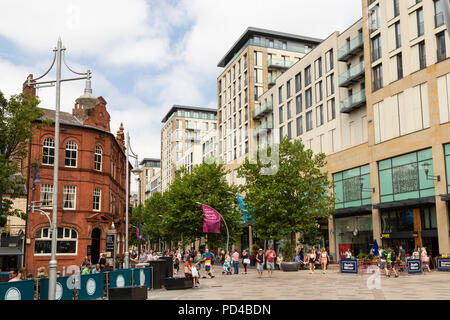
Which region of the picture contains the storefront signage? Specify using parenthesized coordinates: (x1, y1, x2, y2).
(340, 258, 358, 274)
(381, 234, 390, 239)
(407, 259, 422, 274)
(437, 258, 450, 271)
(106, 234, 115, 252)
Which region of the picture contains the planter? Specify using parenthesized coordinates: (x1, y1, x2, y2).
(280, 261, 300, 272)
(164, 277, 193, 290)
(108, 285, 148, 300)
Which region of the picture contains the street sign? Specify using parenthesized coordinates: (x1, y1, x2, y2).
(407, 259, 422, 274)
(437, 258, 450, 271)
(106, 234, 115, 252)
(340, 258, 358, 274)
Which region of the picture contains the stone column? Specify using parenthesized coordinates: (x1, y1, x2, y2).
(372, 208, 382, 246)
(328, 215, 336, 261)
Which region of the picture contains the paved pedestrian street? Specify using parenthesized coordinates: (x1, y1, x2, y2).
(147, 266, 450, 300)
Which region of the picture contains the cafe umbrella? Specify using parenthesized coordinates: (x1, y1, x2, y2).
(372, 239, 379, 256)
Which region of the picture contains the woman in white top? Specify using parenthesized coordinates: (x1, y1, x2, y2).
(421, 247, 431, 273)
(308, 250, 316, 274)
(320, 248, 329, 274)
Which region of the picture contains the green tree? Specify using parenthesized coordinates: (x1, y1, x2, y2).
(0, 91, 43, 223)
(237, 137, 334, 260)
(159, 161, 242, 250)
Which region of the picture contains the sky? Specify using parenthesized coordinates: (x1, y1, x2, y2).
(0, 0, 363, 170)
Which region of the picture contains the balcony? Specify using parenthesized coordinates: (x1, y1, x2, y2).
(253, 102, 273, 120)
(268, 75, 278, 87)
(340, 89, 366, 113)
(185, 133, 200, 142)
(268, 58, 295, 69)
(254, 121, 274, 136)
(185, 123, 200, 131)
(338, 60, 365, 87)
(338, 33, 364, 62)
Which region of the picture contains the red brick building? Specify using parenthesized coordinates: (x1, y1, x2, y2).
(23, 77, 130, 275)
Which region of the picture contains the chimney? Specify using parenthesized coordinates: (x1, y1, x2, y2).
(116, 123, 125, 151)
(72, 102, 85, 117)
(22, 74, 36, 96)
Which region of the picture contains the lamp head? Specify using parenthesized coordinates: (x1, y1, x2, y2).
(76, 75, 99, 109)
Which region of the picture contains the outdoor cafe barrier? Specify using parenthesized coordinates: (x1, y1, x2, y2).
(407, 259, 422, 274)
(0, 267, 152, 300)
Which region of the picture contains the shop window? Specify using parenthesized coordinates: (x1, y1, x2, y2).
(34, 227, 78, 255)
(381, 209, 414, 233)
(421, 207, 437, 230)
(333, 164, 371, 209)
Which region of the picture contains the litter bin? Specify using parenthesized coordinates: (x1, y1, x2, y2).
(159, 256, 173, 278)
(147, 260, 166, 289)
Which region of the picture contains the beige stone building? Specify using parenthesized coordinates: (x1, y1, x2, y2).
(137, 158, 161, 204)
(160, 105, 217, 192)
(216, 27, 322, 186)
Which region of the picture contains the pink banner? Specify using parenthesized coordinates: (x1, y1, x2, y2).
(202, 205, 221, 234)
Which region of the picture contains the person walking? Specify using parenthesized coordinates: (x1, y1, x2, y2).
(232, 249, 240, 275)
(242, 249, 249, 274)
(387, 248, 399, 278)
(202, 248, 215, 278)
(398, 245, 406, 272)
(320, 248, 329, 274)
(421, 247, 431, 273)
(265, 246, 276, 277)
(379, 246, 389, 277)
(256, 249, 265, 278)
(308, 250, 316, 274)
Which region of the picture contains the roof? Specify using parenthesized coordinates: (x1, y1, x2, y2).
(140, 158, 161, 166)
(218, 27, 323, 67)
(161, 105, 217, 123)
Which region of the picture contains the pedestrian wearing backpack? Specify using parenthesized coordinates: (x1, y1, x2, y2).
(387, 248, 399, 278)
(378, 246, 389, 277)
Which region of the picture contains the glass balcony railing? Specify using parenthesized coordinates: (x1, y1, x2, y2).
(253, 102, 273, 120)
(185, 133, 200, 141)
(254, 121, 274, 135)
(338, 60, 365, 87)
(268, 75, 278, 86)
(338, 33, 364, 62)
(249, 39, 311, 55)
(340, 89, 366, 113)
(268, 58, 295, 69)
(185, 123, 201, 131)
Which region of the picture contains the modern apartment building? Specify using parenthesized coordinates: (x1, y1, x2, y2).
(326, 0, 450, 260)
(259, 19, 367, 251)
(160, 105, 217, 192)
(137, 158, 161, 203)
(216, 27, 322, 185)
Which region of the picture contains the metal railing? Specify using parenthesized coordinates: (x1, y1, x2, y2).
(340, 89, 366, 113)
(253, 102, 273, 120)
(338, 33, 364, 61)
(268, 58, 295, 69)
(338, 60, 365, 87)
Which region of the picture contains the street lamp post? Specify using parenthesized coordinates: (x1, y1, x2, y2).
(195, 202, 229, 253)
(27, 38, 99, 300)
(136, 177, 142, 255)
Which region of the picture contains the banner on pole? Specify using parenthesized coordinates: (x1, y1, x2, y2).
(202, 205, 221, 234)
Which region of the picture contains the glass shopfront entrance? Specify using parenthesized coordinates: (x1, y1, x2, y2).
(335, 214, 373, 258)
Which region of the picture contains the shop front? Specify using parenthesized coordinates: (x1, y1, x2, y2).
(376, 148, 439, 257)
(333, 164, 373, 259)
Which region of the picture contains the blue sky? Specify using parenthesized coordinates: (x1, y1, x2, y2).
(0, 0, 363, 166)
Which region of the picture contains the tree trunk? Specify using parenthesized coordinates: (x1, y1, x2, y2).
(291, 232, 296, 258)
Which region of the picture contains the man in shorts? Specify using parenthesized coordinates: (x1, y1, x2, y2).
(265, 246, 276, 277)
(378, 246, 389, 277)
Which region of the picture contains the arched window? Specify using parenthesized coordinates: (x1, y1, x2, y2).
(34, 227, 78, 255)
(65, 141, 78, 167)
(94, 145, 102, 171)
(42, 137, 55, 165)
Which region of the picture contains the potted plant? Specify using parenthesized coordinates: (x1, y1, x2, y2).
(280, 240, 299, 272)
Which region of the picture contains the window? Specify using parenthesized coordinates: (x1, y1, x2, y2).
(279, 106, 284, 124)
(287, 101, 292, 119)
(63, 185, 76, 210)
(295, 73, 302, 92)
(305, 66, 311, 86)
(393, 0, 400, 17)
(296, 94, 302, 114)
(306, 111, 313, 132)
(287, 122, 292, 140)
(305, 88, 312, 108)
(316, 81, 323, 102)
(34, 227, 78, 255)
(287, 80, 292, 99)
(419, 40, 426, 69)
(40, 184, 53, 209)
(42, 138, 55, 165)
(94, 145, 102, 171)
(316, 105, 324, 127)
(395, 22, 401, 49)
(421, 207, 437, 230)
(437, 31, 446, 62)
(328, 98, 336, 121)
(435, 0, 444, 28)
(372, 34, 382, 62)
(326, 49, 334, 72)
(315, 57, 322, 79)
(278, 86, 283, 104)
(279, 127, 284, 143)
(327, 74, 335, 96)
(370, 4, 380, 32)
(93, 188, 101, 211)
(296, 116, 303, 136)
(417, 8, 424, 37)
(396, 53, 403, 80)
(65, 141, 78, 167)
(373, 64, 383, 91)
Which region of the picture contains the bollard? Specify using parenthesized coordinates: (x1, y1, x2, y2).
(62, 266, 66, 276)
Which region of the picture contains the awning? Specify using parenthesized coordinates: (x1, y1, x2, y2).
(331, 205, 372, 218)
(440, 194, 450, 202)
(373, 196, 435, 210)
(0, 247, 23, 256)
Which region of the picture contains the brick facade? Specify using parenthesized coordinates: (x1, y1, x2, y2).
(23, 77, 129, 275)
